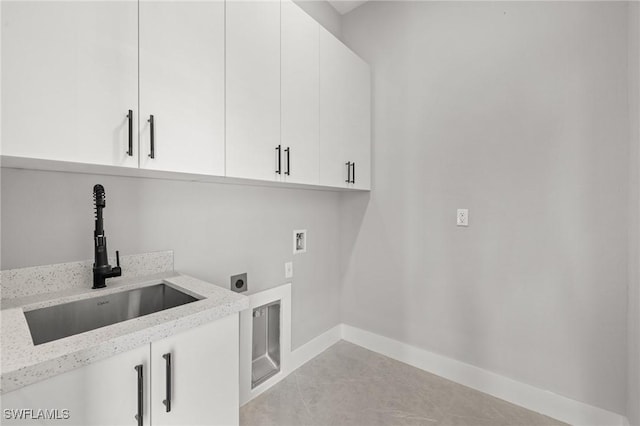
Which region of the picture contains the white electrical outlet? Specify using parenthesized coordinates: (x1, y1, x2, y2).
(457, 209, 469, 226)
(285, 261, 293, 279)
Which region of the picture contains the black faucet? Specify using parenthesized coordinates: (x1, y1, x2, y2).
(92, 184, 121, 289)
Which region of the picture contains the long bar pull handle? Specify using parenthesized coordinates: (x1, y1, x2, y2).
(351, 162, 356, 184)
(148, 115, 155, 159)
(134, 364, 143, 426)
(162, 353, 172, 413)
(276, 145, 282, 174)
(285, 147, 290, 176)
(345, 161, 351, 183)
(126, 110, 133, 156)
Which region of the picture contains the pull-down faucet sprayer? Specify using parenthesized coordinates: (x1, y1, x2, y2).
(92, 184, 121, 289)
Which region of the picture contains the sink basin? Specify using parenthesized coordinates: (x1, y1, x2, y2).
(24, 283, 199, 345)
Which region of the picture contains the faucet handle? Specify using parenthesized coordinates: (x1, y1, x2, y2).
(116, 250, 120, 268)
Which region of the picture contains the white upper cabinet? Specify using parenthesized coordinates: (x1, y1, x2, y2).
(226, 0, 281, 181)
(139, 0, 225, 176)
(1, 1, 139, 168)
(281, 0, 320, 185)
(319, 27, 371, 190)
(2, 0, 371, 190)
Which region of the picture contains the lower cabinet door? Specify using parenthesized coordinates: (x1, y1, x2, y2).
(150, 313, 239, 426)
(2, 346, 150, 426)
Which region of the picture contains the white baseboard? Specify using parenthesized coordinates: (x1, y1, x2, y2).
(341, 324, 628, 426)
(241, 321, 629, 426)
(289, 324, 343, 372)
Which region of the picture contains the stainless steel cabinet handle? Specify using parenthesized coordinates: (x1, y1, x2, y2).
(345, 161, 351, 183)
(134, 364, 143, 426)
(162, 353, 172, 413)
(351, 162, 356, 184)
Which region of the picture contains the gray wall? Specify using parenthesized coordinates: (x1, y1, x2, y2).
(628, 2, 640, 424)
(293, 0, 342, 39)
(1, 0, 636, 419)
(341, 1, 630, 414)
(0, 168, 342, 350)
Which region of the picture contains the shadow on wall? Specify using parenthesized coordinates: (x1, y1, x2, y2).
(339, 191, 371, 275)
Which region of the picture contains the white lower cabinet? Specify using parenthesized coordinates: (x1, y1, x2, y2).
(151, 314, 239, 426)
(1, 314, 239, 426)
(2, 345, 150, 426)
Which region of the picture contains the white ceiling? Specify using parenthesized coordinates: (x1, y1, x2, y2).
(327, 0, 369, 15)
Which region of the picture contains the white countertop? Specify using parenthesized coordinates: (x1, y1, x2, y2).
(1, 272, 248, 394)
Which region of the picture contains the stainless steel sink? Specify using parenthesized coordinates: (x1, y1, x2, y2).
(24, 283, 199, 345)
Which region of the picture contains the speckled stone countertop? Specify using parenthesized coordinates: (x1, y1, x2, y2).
(1, 272, 248, 394)
(0, 251, 175, 299)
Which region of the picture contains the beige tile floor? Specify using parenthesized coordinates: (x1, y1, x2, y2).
(240, 341, 566, 426)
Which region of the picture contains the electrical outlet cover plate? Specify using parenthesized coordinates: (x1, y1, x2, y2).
(285, 262, 293, 279)
(293, 230, 307, 254)
(231, 273, 248, 293)
(457, 209, 469, 227)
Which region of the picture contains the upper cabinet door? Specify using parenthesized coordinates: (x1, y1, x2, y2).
(226, 0, 281, 181)
(1, 1, 138, 168)
(139, 0, 225, 176)
(319, 28, 371, 190)
(281, 0, 320, 185)
(345, 56, 371, 190)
